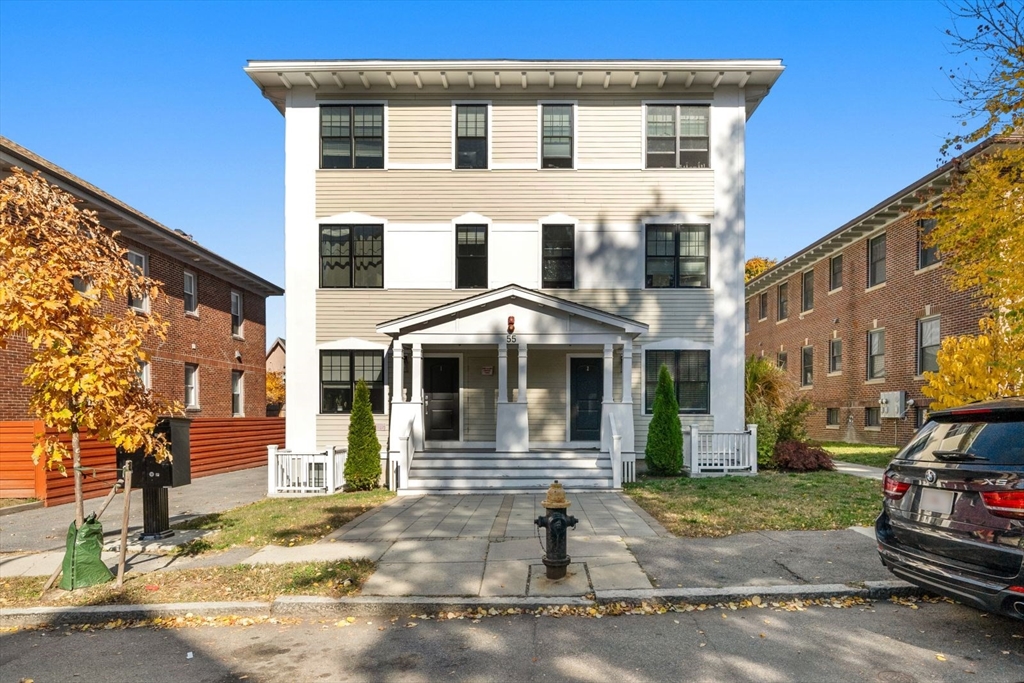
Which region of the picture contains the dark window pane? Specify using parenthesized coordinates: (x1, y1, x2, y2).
(869, 234, 887, 286)
(919, 318, 940, 374)
(802, 270, 814, 311)
(801, 346, 813, 386)
(354, 139, 384, 168)
(778, 283, 789, 320)
(456, 105, 488, 169)
(918, 219, 940, 268)
(645, 258, 675, 288)
(456, 138, 487, 169)
(542, 225, 574, 288)
(542, 104, 573, 168)
(456, 225, 488, 288)
(759, 293, 768, 319)
(645, 350, 709, 414)
(830, 255, 843, 290)
(321, 139, 352, 169)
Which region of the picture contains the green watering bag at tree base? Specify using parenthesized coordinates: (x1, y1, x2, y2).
(59, 514, 113, 590)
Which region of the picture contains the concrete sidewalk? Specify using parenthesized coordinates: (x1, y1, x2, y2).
(832, 460, 887, 480)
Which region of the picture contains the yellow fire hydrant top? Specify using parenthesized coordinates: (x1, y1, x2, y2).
(541, 480, 570, 509)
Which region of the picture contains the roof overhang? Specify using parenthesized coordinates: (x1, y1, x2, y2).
(245, 59, 785, 119)
(377, 284, 649, 338)
(0, 137, 284, 298)
(745, 135, 1023, 297)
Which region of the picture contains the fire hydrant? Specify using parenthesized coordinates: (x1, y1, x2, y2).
(534, 480, 579, 580)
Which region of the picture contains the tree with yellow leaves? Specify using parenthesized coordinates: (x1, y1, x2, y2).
(0, 168, 179, 528)
(745, 256, 778, 283)
(266, 371, 286, 408)
(923, 317, 1024, 410)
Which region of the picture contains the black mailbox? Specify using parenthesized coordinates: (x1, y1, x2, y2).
(116, 417, 191, 488)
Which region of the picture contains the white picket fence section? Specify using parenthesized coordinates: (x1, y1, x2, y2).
(267, 445, 346, 494)
(685, 424, 758, 475)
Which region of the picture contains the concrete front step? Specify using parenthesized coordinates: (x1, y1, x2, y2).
(405, 476, 615, 490)
(419, 450, 602, 460)
(413, 458, 611, 469)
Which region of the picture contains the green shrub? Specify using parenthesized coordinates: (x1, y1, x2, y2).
(748, 401, 779, 468)
(344, 379, 382, 491)
(645, 364, 683, 476)
(776, 398, 812, 443)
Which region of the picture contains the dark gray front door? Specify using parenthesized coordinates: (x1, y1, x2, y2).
(424, 357, 459, 441)
(570, 357, 603, 441)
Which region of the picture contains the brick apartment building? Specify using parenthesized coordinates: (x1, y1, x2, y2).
(744, 150, 990, 446)
(0, 137, 285, 504)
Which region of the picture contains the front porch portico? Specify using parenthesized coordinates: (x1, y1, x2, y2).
(378, 285, 647, 493)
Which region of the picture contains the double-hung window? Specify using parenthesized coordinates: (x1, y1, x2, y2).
(830, 254, 843, 290)
(868, 234, 886, 287)
(231, 370, 244, 417)
(777, 283, 789, 321)
(867, 329, 886, 379)
(829, 339, 842, 373)
(918, 317, 940, 374)
(645, 224, 709, 288)
(184, 364, 199, 409)
(646, 104, 710, 168)
(801, 346, 813, 387)
(183, 271, 197, 315)
(801, 270, 814, 312)
(644, 350, 710, 414)
(320, 225, 384, 288)
(456, 224, 488, 288)
(758, 292, 768, 320)
(126, 251, 149, 312)
(456, 104, 488, 169)
(777, 352, 788, 371)
(865, 407, 881, 427)
(745, 301, 750, 334)
(541, 104, 573, 168)
(541, 224, 574, 288)
(826, 408, 840, 426)
(320, 105, 384, 169)
(137, 360, 151, 391)
(918, 219, 940, 268)
(230, 291, 243, 337)
(320, 350, 384, 414)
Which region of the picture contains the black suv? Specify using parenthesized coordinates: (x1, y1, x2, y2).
(876, 398, 1024, 620)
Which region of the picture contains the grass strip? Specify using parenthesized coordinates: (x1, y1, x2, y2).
(819, 441, 900, 469)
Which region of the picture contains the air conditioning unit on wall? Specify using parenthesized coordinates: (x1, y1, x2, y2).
(879, 391, 906, 419)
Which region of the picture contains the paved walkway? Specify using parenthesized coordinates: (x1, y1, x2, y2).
(832, 460, 887, 480)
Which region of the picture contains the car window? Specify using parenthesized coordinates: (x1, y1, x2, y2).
(897, 420, 1024, 465)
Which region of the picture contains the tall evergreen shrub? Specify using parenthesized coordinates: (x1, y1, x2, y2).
(344, 379, 382, 490)
(645, 364, 683, 475)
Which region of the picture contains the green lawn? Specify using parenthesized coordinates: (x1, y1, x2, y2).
(172, 489, 394, 552)
(819, 441, 900, 469)
(624, 471, 882, 537)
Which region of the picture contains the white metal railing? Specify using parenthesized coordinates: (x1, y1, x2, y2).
(267, 445, 346, 494)
(686, 424, 758, 475)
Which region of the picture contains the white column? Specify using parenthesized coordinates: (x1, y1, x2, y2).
(411, 343, 423, 401)
(497, 341, 509, 403)
(392, 342, 405, 402)
(603, 343, 614, 403)
(517, 343, 528, 403)
(621, 340, 633, 404)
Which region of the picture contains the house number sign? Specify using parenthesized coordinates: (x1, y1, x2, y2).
(506, 315, 516, 343)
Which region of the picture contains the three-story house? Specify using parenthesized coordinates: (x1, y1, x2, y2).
(246, 59, 784, 492)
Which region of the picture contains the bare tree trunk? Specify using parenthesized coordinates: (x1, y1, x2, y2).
(71, 422, 84, 529)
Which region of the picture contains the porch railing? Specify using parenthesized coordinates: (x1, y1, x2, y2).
(606, 411, 636, 487)
(685, 424, 758, 475)
(267, 445, 346, 494)
(390, 417, 415, 492)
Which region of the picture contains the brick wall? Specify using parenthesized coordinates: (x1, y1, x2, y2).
(745, 214, 983, 446)
(0, 235, 269, 421)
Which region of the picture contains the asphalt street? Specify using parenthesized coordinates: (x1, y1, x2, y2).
(1, 600, 1021, 683)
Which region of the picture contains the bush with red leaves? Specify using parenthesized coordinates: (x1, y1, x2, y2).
(771, 440, 836, 472)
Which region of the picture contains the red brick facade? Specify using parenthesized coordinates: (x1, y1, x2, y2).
(745, 213, 983, 446)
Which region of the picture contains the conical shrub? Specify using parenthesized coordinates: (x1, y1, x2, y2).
(344, 379, 381, 490)
(645, 364, 683, 475)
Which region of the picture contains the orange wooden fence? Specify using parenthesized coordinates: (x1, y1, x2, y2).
(0, 418, 285, 506)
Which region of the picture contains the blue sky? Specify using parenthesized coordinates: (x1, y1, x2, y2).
(0, 0, 964, 347)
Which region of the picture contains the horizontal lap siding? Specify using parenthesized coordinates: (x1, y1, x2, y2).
(492, 101, 537, 166)
(464, 351, 498, 441)
(317, 414, 388, 452)
(188, 418, 285, 477)
(315, 169, 713, 223)
(527, 350, 567, 442)
(389, 100, 451, 165)
(577, 101, 642, 167)
(0, 420, 43, 498)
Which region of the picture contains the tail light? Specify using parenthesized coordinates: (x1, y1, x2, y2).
(981, 491, 1024, 519)
(883, 473, 910, 500)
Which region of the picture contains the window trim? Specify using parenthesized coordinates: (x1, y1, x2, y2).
(917, 316, 941, 375)
(826, 407, 840, 427)
(452, 101, 492, 170)
(184, 363, 199, 410)
(868, 233, 887, 288)
(867, 328, 886, 380)
(319, 349, 386, 415)
(829, 254, 843, 291)
(540, 223, 576, 289)
(777, 282, 789, 321)
(801, 269, 814, 313)
(865, 406, 881, 428)
(230, 290, 244, 339)
(800, 345, 813, 387)
(643, 349, 712, 415)
(643, 223, 711, 289)
(537, 101, 577, 170)
(231, 370, 244, 417)
(319, 223, 386, 289)
(455, 223, 489, 289)
(758, 292, 768, 321)
(183, 270, 198, 316)
(642, 101, 712, 170)
(829, 338, 843, 374)
(126, 250, 149, 313)
(318, 102, 388, 170)
(137, 359, 151, 391)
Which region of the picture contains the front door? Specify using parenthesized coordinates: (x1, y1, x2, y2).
(424, 357, 460, 441)
(570, 357, 603, 441)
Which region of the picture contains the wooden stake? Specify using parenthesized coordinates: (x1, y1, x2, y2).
(115, 464, 132, 588)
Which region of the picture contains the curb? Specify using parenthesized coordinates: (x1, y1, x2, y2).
(0, 501, 44, 517)
(0, 580, 922, 627)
